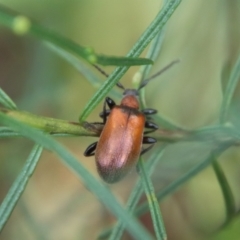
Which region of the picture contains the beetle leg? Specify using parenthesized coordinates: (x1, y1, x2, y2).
(99, 110, 110, 118)
(145, 121, 158, 129)
(99, 109, 111, 119)
(102, 97, 116, 124)
(141, 136, 156, 155)
(106, 97, 116, 109)
(144, 121, 158, 134)
(142, 108, 157, 121)
(142, 108, 157, 116)
(99, 96, 116, 119)
(84, 141, 98, 157)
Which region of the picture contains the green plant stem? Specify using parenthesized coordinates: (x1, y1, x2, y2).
(212, 160, 236, 221)
(2, 108, 240, 143)
(0, 87, 17, 110)
(0, 108, 99, 136)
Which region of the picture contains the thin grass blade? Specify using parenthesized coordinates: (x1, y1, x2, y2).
(0, 144, 43, 232)
(0, 87, 17, 110)
(220, 56, 240, 123)
(138, 1, 166, 108)
(137, 158, 166, 240)
(107, 146, 166, 240)
(0, 126, 20, 137)
(135, 143, 233, 217)
(97, 55, 153, 66)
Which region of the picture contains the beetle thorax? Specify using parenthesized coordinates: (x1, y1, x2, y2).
(120, 89, 139, 109)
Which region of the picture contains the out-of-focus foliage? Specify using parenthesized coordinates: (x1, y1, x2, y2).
(0, 1, 240, 240)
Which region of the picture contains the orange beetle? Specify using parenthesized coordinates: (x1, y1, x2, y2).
(84, 61, 178, 183)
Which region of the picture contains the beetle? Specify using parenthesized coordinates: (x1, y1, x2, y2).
(84, 61, 178, 183)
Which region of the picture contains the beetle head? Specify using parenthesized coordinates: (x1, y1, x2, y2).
(122, 89, 139, 97)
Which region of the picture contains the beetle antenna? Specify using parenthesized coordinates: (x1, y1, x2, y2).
(93, 64, 109, 78)
(116, 82, 125, 90)
(92, 64, 125, 90)
(138, 59, 180, 90)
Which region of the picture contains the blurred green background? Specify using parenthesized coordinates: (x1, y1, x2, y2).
(0, 1, 240, 240)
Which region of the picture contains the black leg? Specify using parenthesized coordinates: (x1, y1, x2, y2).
(84, 141, 98, 157)
(142, 108, 157, 116)
(99, 109, 111, 119)
(145, 121, 158, 129)
(141, 136, 156, 155)
(84, 98, 116, 157)
(106, 97, 116, 109)
(141, 144, 154, 155)
(102, 97, 116, 123)
(142, 136, 156, 144)
(144, 121, 158, 134)
(142, 108, 157, 121)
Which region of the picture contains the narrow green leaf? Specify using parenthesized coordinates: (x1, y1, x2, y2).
(0, 88, 17, 110)
(107, 146, 166, 240)
(0, 126, 20, 137)
(135, 143, 233, 217)
(18, 201, 48, 240)
(220, 56, 240, 123)
(97, 55, 153, 66)
(0, 145, 43, 232)
(138, 16, 166, 109)
(0, 113, 153, 240)
(138, 158, 166, 240)
(136, 22, 181, 130)
(79, 0, 182, 122)
(0, 5, 152, 67)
